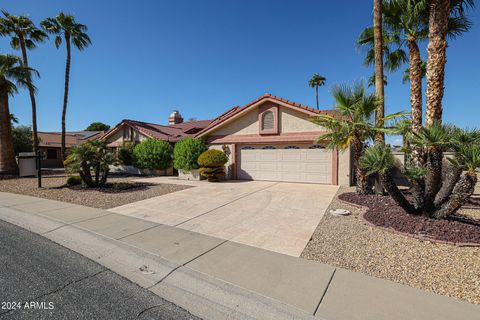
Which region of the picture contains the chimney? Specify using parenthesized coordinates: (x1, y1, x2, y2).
(168, 110, 183, 125)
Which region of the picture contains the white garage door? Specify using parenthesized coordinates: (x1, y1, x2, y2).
(237, 144, 333, 184)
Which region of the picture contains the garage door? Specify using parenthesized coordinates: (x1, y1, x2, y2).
(237, 144, 333, 184)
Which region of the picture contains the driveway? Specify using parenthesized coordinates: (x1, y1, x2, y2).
(108, 178, 338, 256)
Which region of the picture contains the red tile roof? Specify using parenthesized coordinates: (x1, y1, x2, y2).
(102, 119, 212, 143)
(196, 93, 336, 137)
(38, 131, 104, 148)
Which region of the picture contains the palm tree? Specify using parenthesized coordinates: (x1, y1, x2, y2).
(0, 55, 38, 175)
(311, 82, 382, 194)
(308, 73, 326, 110)
(373, 0, 385, 143)
(41, 13, 91, 160)
(425, 0, 474, 126)
(0, 10, 47, 154)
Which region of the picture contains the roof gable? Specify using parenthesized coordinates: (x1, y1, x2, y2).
(195, 94, 336, 138)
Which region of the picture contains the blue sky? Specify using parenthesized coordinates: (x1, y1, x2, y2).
(1, 0, 479, 145)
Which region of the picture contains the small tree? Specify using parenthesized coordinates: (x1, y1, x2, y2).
(117, 141, 135, 165)
(133, 138, 173, 170)
(198, 149, 228, 182)
(64, 140, 114, 187)
(85, 122, 110, 131)
(12, 125, 33, 154)
(173, 138, 208, 171)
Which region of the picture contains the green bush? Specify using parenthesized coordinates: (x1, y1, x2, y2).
(173, 138, 208, 171)
(133, 138, 173, 170)
(117, 141, 135, 165)
(66, 176, 82, 186)
(198, 149, 228, 182)
(197, 149, 228, 167)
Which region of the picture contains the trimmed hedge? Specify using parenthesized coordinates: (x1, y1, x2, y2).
(133, 138, 173, 170)
(198, 149, 228, 182)
(66, 175, 82, 186)
(173, 138, 208, 171)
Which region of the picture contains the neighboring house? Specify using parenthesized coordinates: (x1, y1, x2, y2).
(195, 94, 352, 186)
(102, 111, 212, 148)
(38, 131, 104, 168)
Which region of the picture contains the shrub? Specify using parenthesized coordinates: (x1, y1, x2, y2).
(117, 141, 135, 165)
(64, 140, 114, 187)
(198, 149, 228, 182)
(173, 138, 208, 171)
(66, 175, 82, 186)
(133, 138, 173, 170)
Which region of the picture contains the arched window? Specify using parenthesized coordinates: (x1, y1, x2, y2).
(262, 111, 275, 130)
(262, 146, 276, 150)
(241, 146, 255, 150)
(309, 145, 326, 149)
(285, 146, 300, 149)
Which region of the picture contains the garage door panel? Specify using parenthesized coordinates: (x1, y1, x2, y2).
(238, 145, 333, 184)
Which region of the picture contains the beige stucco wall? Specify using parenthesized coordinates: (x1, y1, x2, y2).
(338, 147, 352, 186)
(209, 104, 325, 137)
(105, 126, 148, 146)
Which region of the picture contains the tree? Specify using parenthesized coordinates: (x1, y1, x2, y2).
(311, 82, 402, 194)
(308, 73, 326, 110)
(85, 122, 110, 131)
(373, 0, 385, 143)
(173, 137, 208, 171)
(0, 54, 38, 175)
(41, 13, 91, 161)
(12, 125, 33, 155)
(425, 0, 474, 126)
(361, 125, 480, 219)
(133, 138, 173, 170)
(64, 140, 114, 187)
(0, 11, 47, 154)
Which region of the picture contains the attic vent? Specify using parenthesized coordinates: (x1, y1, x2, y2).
(262, 111, 274, 130)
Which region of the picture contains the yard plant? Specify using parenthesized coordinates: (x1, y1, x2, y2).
(173, 137, 208, 171)
(133, 138, 173, 170)
(197, 149, 228, 182)
(64, 140, 114, 187)
(117, 141, 135, 166)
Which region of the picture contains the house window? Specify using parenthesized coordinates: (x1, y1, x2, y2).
(46, 149, 58, 159)
(262, 146, 276, 150)
(285, 146, 300, 149)
(262, 111, 275, 130)
(309, 145, 325, 149)
(242, 146, 255, 150)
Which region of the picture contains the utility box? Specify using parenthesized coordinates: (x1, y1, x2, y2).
(17, 152, 37, 177)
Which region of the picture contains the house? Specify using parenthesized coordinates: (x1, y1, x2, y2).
(101, 112, 212, 148)
(195, 94, 352, 185)
(38, 131, 104, 168)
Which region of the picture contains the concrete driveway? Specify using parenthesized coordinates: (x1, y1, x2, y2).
(109, 178, 338, 256)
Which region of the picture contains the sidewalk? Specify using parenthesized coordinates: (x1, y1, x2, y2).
(0, 191, 478, 320)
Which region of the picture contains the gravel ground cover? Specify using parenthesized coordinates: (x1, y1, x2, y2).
(339, 192, 480, 245)
(301, 187, 480, 305)
(0, 174, 191, 209)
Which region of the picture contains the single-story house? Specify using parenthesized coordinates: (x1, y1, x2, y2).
(38, 131, 104, 168)
(101, 112, 212, 148)
(195, 94, 352, 186)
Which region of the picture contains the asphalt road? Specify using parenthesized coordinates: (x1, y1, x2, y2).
(0, 219, 200, 320)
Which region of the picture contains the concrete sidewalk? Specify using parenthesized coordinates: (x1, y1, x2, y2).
(0, 191, 478, 320)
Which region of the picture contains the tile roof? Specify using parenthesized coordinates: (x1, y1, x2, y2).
(196, 93, 336, 137)
(102, 119, 212, 143)
(38, 131, 104, 148)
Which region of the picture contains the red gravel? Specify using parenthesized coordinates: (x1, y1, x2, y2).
(338, 192, 480, 245)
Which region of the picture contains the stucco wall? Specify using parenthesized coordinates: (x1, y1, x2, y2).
(105, 126, 149, 146)
(209, 104, 325, 137)
(208, 144, 234, 179)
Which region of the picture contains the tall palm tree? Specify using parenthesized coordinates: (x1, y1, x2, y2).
(311, 82, 388, 194)
(425, 0, 474, 126)
(41, 13, 91, 160)
(0, 55, 38, 175)
(308, 73, 326, 110)
(0, 10, 47, 154)
(373, 0, 385, 143)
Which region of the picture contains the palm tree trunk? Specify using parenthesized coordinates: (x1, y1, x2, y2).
(380, 169, 416, 214)
(61, 35, 71, 162)
(424, 147, 443, 213)
(433, 161, 462, 207)
(425, 0, 451, 127)
(374, 0, 385, 143)
(432, 172, 477, 219)
(18, 36, 39, 154)
(408, 38, 423, 164)
(353, 137, 373, 195)
(315, 86, 319, 110)
(0, 77, 18, 175)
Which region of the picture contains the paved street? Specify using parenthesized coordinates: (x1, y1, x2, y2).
(0, 219, 199, 320)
